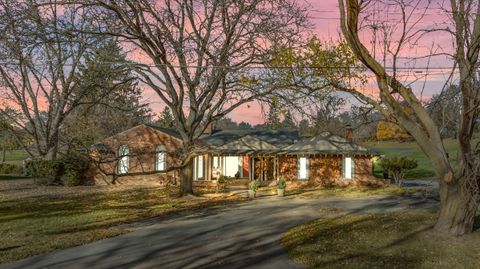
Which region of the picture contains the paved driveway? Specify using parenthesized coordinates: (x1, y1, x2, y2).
(1, 194, 438, 269)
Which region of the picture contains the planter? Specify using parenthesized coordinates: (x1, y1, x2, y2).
(277, 188, 285, 197)
(248, 190, 256, 198)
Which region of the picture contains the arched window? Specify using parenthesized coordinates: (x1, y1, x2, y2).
(118, 145, 129, 174)
(156, 145, 167, 171)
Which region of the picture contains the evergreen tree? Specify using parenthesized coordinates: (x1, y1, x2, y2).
(63, 40, 152, 149)
(265, 105, 282, 130)
(156, 107, 175, 128)
(281, 110, 297, 130)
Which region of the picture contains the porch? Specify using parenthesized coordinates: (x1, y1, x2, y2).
(193, 154, 282, 182)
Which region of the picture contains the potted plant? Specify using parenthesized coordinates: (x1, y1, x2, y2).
(248, 180, 259, 198)
(277, 178, 286, 197)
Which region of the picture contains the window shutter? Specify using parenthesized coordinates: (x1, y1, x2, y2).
(351, 158, 355, 179)
(306, 157, 309, 180)
(297, 157, 300, 179)
(342, 157, 346, 179)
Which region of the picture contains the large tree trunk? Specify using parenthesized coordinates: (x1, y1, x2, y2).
(435, 176, 478, 235)
(179, 157, 194, 196)
(1, 143, 5, 163)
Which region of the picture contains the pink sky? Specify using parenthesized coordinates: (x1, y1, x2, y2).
(143, 0, 454, 125)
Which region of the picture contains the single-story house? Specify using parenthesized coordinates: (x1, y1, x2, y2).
(85, 124, 380, 187)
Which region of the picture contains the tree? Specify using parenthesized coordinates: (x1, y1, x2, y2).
(376, 121, 412, 141)
(238, 121, 253, 130)
(379, 157, 418, 187)
(0, 1, 128, 160)
(62, 40, 152, 150)
(281, 110, 297, 130)
(427, 85, 461, 138)
(338, 0, 480, 235)
(156, 107, 175, 129)
(265, 104, 282, 130)
(86, 0, 308, 195)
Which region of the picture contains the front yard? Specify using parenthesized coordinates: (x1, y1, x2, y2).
(0, 179, 245, 264)
(0, 177, 428, 265)
(282, 211, 480, 269)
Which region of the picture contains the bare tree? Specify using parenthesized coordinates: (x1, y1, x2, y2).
(82, 0, 309, 195)
(339, 0, 480, 235)
(0, 1, 128, 160)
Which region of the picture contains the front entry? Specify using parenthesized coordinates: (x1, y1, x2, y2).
(252, 157, 275, 181)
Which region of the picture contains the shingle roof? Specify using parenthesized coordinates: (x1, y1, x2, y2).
(199, 129, 300, 148)
(145, 124, 182, 139)
(281, 132, 371, 155)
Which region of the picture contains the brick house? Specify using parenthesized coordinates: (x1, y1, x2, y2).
(86, 124, 380, 186)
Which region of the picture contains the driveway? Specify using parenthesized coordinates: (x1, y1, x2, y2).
(1, 193, 438, 269)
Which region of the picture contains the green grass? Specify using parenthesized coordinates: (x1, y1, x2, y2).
(363, 139, 459, 179)
(0, 184, 245, 264)
(2, 150, 28, 166)
(292, 186, 421, 198)
(282, 211, 480, 269)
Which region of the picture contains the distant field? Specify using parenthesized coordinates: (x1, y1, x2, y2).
(363, 139, 458, 180)
(2, 149, 28, 166)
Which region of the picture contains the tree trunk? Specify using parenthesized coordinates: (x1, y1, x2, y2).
(435, 177, 477, 235)
(1, 143, 5, 163)
(179, 157, 194, 196)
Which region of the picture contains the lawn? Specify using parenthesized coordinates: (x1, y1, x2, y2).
(282, 211, 480, 269)
(0, 179, 246, 264)
(363, 139, 459, 179)
(1, 150, 28, 166)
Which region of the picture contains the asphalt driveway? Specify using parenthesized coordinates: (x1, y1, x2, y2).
(1, 193, 438, 269)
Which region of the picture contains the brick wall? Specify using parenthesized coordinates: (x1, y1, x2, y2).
(86, 125, 182, 185)
(277, 155, 382, 187)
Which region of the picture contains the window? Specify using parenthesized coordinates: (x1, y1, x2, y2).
(298, 157, 309, 180)
(118, 145, 129, 174)
(343, 157, 354, 180)
(223, 156, 242, 178)
(212, 156, 221, 178)
(194, 156, 204, 180)
(156, 145, 167, 171)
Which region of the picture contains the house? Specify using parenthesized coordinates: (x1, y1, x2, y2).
(85, 124, 380, 187)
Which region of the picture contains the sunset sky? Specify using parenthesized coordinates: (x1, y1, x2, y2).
(142, 0, 455, 125)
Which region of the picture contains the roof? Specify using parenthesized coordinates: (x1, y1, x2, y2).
(199, 129, 300, 148)
(281, 132, 371, 155)
(145, 124, 182, 140)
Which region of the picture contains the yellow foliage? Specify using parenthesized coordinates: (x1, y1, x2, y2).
(376, 121, 411, 141)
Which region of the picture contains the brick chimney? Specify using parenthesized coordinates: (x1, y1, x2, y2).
(345, 124, 353, 141)
(204, 122, 215, 134)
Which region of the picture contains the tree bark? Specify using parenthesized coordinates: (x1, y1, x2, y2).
(179, 157, 194, 196)
(1, 143, 5, 163)
(435, 176, 477, 235)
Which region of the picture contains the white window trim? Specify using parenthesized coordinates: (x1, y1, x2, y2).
(156, 151, 167, 172)
(343, 157, 354, 180)
(298, 156, 309, 180)
(117, 145, 129, 174)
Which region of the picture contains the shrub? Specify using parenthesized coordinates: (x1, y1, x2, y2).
(26, 153, 89, 186)
(216, 175, 228, 192)
(379, 157, 418, 187)
(277, 178, 287, 190)
(59, 154, 89, 187)
(249, 180, 259, 192)
(0, 163, 23, 174)
(26, 160, 60, 185)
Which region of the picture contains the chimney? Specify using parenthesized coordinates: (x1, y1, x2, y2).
(345, 124, 353, 141)
(204, 122, 215, 134)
